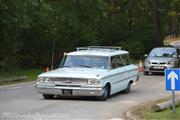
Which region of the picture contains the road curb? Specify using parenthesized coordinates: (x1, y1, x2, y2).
(0, 76, 27, 83)
(0, 81, 35, 88)
(125, 108, 137, 120)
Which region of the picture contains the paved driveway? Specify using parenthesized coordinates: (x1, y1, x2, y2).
(0, 74, 171, 120)
(170, 40, 180, 48)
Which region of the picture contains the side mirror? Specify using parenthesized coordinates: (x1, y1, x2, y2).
(144, 54, 148, 57)
(178, 55, 180, 58)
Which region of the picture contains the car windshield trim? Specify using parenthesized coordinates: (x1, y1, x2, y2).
(61, 55, 109, 69)
(63, 65, 73, 67)
(149, 48, 177, 58)
(79, 64, 94, 68)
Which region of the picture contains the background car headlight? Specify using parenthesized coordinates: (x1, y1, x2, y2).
(145, 59, 150, 65)
(88, 79, 99, 85)
(167, 61, 175, 66)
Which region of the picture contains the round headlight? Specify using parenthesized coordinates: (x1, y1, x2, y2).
(37, 77, 53, 84)
(44, 78, 50, 83)
(88, 79, 99, 85)
(37, 77, 45, 82)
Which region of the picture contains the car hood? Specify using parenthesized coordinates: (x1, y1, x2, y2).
(38, 67, 108, 79)
(148, 57, 175, 63)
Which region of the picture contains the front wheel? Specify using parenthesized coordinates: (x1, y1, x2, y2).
(42, 94, 54, 99)
(98, 85, 109, 101)
(144, 71, 149, 75)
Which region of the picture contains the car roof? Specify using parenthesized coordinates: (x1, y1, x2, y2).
(67, 47, 129, 57)
(152, 47, 176, 50)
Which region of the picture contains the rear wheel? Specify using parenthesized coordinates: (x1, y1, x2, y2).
(42, 94, 54, 99)
(123, 83, 131, 94)
(99, 85, 109, 101)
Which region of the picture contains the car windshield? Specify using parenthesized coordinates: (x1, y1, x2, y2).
(149, 48, 177, 58)
(61, 55, 109, 69)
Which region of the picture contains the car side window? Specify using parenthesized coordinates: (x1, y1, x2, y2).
(110, 55, 124, 69)
(120, 54, 131, 65)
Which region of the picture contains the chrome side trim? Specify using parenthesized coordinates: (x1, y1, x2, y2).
(111, 75, 137, 84)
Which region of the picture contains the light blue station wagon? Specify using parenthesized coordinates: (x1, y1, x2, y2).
(35, 46, 139, 100)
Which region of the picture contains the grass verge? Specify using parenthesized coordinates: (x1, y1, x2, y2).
(0, 69, 43, 85)
(143, 106, 180, 120)
(130, 96, 180, 120)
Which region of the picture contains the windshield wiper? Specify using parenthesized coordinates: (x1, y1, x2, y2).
(63, 65, 72, 67)
(79, 64, 93, 68)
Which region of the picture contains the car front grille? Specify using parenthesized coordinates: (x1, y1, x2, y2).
(49, 77, 88, 85)
(151, 62, 166, 65)
(149, 66, 166, 71)
(55, 84, 81, 87)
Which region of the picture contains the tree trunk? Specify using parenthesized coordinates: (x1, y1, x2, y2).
(151, 0, 162, 47)
(172, 16, 178, 38)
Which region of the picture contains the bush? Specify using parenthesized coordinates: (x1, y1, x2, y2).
(120, 40, 145, 60)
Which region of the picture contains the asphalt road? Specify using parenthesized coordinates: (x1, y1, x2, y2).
(0, 74, 172, 120)
(170, 40, 180, 48)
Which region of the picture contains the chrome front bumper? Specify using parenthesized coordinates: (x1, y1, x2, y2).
(35, 84, 104, 96)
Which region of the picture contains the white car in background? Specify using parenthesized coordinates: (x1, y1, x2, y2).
(144, 47, 180, 75)
(35, 46, 139, 100)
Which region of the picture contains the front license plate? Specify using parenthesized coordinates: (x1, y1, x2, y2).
(62, 89, 72, 96)
(153, 66, 164, 69)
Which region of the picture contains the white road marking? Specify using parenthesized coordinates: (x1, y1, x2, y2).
(109, 118, 123, 120)
(8, 86, 22, 90)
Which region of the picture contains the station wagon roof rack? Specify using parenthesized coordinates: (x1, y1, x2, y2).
(76, 46, 122, 51)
